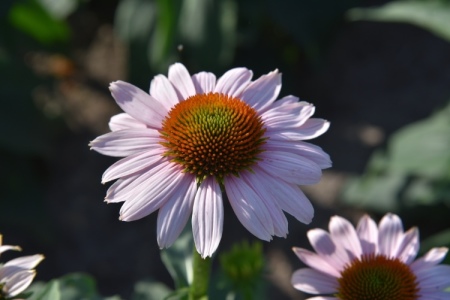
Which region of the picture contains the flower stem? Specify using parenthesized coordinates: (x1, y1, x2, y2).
(189, 247, 211, 300)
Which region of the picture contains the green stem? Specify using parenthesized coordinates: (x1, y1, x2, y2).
(190, 247, 212, 300)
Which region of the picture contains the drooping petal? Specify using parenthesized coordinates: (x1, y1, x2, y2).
(356, 214, 379, 255)
(168, 63, 196, 100)
(2, 270, 35, 298)
(0, 245, 21, 255)
(192, 177, 223, 258)
(258, 151, 322, 185)
(268, 118, 330, 141)
(329, 216, 362, 260)
(410, 247, 449, 272)
(101, 148, 165, 183)
(292, 247, 340, 278)
(263, 140, 331, 169)
(90, 128, 161, 157)
(224, 175, 274, 240)
(241, 170, 288, 237)
(261, 102, 315, 130)
(415, 265, 450, 291)
(157, 174, 197, 248)
(378, 213, 404, 258)
(105, 170, 148, 203)
(119, 161, 186, 221)
(4, 254, 44, 270)
(240, 69, 281, 112)
(291, 268, 338, 294)
(192, 72, 216, 94)
(214, 67, 253, 97)
(109, 113, 147, 131)
(307, 229, 351, 273)
(150, 74, 179, 111)
(109, 81, 167, 128)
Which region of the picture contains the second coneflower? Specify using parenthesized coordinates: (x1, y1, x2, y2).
(90, 63, 331, 258)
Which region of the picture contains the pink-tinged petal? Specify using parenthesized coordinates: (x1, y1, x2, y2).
(416, 265, 450, 291)
(150, 74, 179, 111)
(105, 171, 144, 203)
(411, 247, 449, 272)
(4, 254, 44, 270)
(192, 72, 216, 94)
(305, 297, 338, 300)
(214, 67, 253, 97)
(224, 175, 274, 240)
(418, 291, 450, 300)
(192, 178, 223, 258)
(264, 140, 331, 169)
(109, 81, 166, 129)
(240, 69, 281, 111)
(329, 216, 362, 260)
(101, 148, 165, 183)
(356, 215, 379, 255)
(0, 245, 21, 255)
(291, 268, 338, 294)
(252, 165, 314, 224)
(268, 118, 330, 141)
(378, 213, 404, 258)
(261, 102, 315, 130)
(90, 128, 161, 157)
(2, 270, 35, 298)
(241, 170, 288, 237)
(395, 227, 419, 264)
(157, 174, 197, 248)
(292, 247, 340, 278)
(119, 161, 185, 221)
(168, 63, 196, 100)
(307, 229, 351, 273)
(109, 113, 146, 131)
(258, 151, 322, 185)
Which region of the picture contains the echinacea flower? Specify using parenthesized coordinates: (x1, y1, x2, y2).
(291, 213, 450, 300)
(90, 63, 330, 258)
(0, 234, 44, 299)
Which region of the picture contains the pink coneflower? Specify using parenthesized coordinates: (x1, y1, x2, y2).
(291, 213, 450, 299)
(90, 63, 330, 258)
(0, 234, 44, 299)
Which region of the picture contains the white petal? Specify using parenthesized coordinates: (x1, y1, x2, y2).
(307, 229, 351, 273)
(214, 67, 253, 97)
(224, 175, 274, 240)
(306, 297, 338, 300)
(241, 170, 288, 237)
(258, 151, 322, 185)
(2, 270, 35, 298)
(292, 247, 340, 278)
(291, 268, 338, 294)
(157, 174, 197, 248)
(168, 63, 196, 100)
(150, 74, 179, 110)
(356, 215, 379, 255)
(267, 118, 330, 141)
(109, 113, 147, 131)
(105, 171, 146, 203)
(395, 227, 419, 264)
(192, 178, 223, 258)
(411, 247, 449, 272)
(0, 245, 21, 255)
(378, 213, 404, 258)
(90, 128, 161, 157)
(119, 161, 185, 221)
(109, 81, 166, 129)
(101, 148, 165, 183)
(263, 140, 331, 169)
(329, 216, 362, 260)
(252, 165, 314, 224)
(261, 102, 315, 130)
(4, 254, 44, 270)
(192, 72, 216, 94)
(240, 69, 281, 111)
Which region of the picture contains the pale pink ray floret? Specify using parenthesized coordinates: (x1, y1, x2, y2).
(90, 63, 331, 258)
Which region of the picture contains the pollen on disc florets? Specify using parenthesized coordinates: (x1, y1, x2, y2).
(336, 254, 419, 300)
(160, 92, 267, 183)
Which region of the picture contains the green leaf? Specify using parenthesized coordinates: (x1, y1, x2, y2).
(160, 226, 194, 289)
(8, 0, 70, 44)
(36, 0, 80, 19)
(31, 280, 61, 300)
(132, 280, 172, 300)
(347, 0, 450, 42)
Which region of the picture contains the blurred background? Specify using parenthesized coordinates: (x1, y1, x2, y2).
(1, 0, 450, 299)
